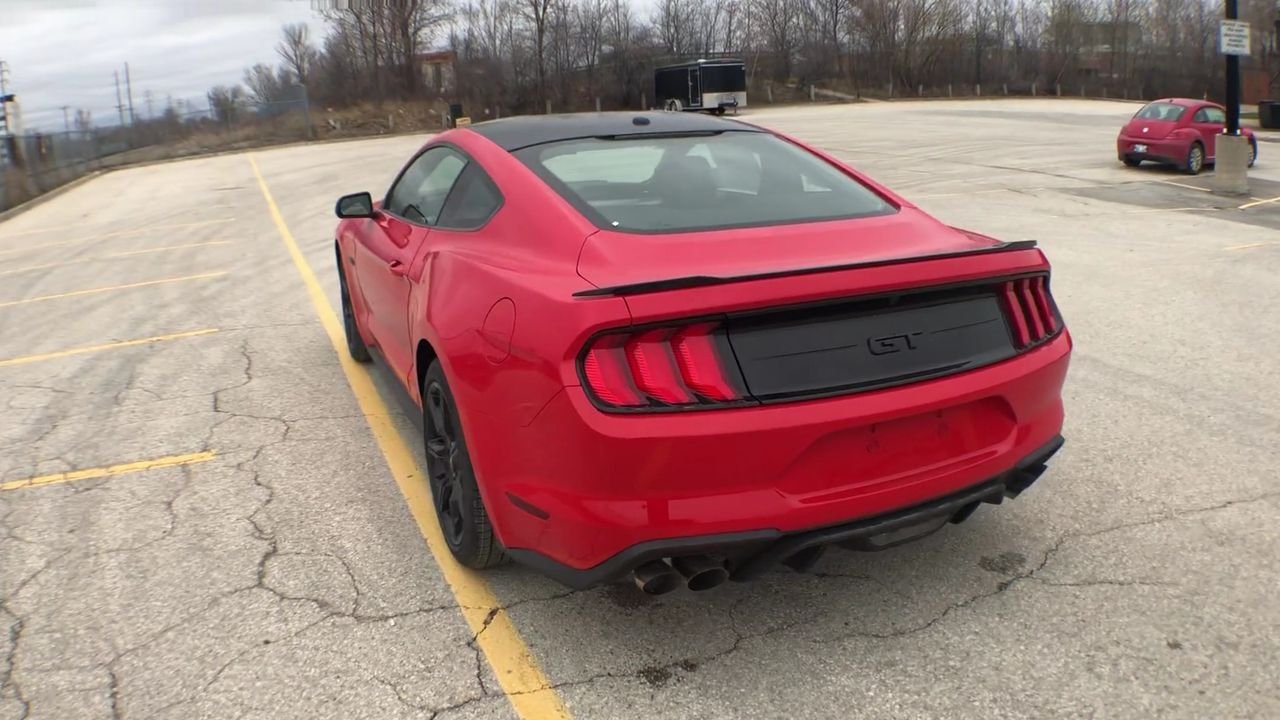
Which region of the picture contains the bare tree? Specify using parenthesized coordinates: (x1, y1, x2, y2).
(277, 23, 318, 87)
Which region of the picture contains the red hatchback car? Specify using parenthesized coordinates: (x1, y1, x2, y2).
(333, 112, 1071, 594)
(1117, 98, 1258, 174)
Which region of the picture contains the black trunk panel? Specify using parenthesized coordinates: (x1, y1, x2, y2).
(726, 290, 1016, 401)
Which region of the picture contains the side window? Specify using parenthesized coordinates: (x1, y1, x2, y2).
(1204, 107, 1226, 124)
(1193, 108, 1210, 123)
(437, 165, 504, 230)
(385, 147, 468, 225)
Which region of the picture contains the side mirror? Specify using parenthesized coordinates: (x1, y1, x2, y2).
(336, 192, 376, 219)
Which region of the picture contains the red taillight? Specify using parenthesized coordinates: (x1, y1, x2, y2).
(1001, 275, 1059, 349)
(583, 336, 645, 407)
(625, 329, 694, 404)
(582, 323, 744, 410)
(671, 324, 740, 402)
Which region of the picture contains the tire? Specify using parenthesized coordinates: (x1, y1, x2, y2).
(338, 261, 372, 363)
(1122, 156, 1141, 167)
(422, 361, 507, 569)
(664, 98, 682, 112)
(1248, 140, 1257, 168)
(1185, 142, 1205, 175)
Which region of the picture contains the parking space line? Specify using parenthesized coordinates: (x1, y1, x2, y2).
(0, 242, 235, 278)
(0, 272, 225, 309)
(0, 329, 219, 368)
(1, 451, 216, 492)
(1224, 241, 1278, 251)
(1239, 195, 1280, 210)
(249, 156, 572, 720)
(0, 219, 236, 257)
(0, 217, 235, 242)
(1157, 180, 1213, 193)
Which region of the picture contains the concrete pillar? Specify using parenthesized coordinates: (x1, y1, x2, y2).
(809, 84, 815, 101)
(595, 97, 601, 112)
(918, 84, 923, 97)
(1031, 83, 1037, 96)
(545, 99, 552, 115)
(976, 83, 981, 96)
(1055, 83, 1061, 96)
(1212, 135, 1251, 196)
(948, 83, 953, 97)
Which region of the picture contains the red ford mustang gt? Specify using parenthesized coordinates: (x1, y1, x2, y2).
(333, 112, 1071, 594)
(1117, 97, 1258, 174)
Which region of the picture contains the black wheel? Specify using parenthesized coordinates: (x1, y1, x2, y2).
(1185, 142, 1204, 175)
(338, 261, 371, 363)
(1248, 140, 1257, 168)
(1122, 156, 1141, 167)
(714, 106, 726, 116)
(423, 361, 507, 569)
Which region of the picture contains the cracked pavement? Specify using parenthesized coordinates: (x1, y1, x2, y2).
(2, 99, 1279, 719)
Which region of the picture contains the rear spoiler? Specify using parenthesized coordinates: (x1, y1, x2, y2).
(573, 240, 1040, 298)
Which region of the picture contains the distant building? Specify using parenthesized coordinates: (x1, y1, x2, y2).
(417, 51, 457, 94)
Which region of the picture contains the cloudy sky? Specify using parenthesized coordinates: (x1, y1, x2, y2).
(0, 0, 321, 130)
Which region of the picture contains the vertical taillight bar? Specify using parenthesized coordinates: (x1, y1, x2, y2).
(581, 322, 745, 410)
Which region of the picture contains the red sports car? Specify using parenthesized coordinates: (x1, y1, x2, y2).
(1117, 97, 1258, 174)
(333, 112, 1071, 594)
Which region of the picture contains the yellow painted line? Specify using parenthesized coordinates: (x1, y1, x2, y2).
(1239, 195, 1280, 210)
(0, 272, 225, 309)
(1, 451, 216, 492)
(1158, 180, 1213, 193)
(0, 217, 235, 242)
(105, 240, 235, 257)
(1224, 241, 1277, 251)
(249, 156, 571, 720)
(0, 329, 219, 368)
(0, 241, 234, 278)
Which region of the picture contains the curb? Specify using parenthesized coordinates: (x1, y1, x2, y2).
(0, 170, 104, 224)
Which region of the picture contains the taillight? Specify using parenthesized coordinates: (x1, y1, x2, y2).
(580, 322, 745, 410)
(1001, 275, 1060, 349)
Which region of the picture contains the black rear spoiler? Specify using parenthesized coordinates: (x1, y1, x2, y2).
(573, 240, 1040, 298)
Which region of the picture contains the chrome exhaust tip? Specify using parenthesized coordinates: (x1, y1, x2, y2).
(671, 555, 729, 591)
(633, 560, 682, 595)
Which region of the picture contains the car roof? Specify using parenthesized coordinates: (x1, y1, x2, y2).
(464, 111, 764, 152)
(1152, 98, 1215, 108)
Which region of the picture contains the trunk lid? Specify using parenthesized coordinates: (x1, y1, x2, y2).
(575, 208, 998, 293)
(1123, 118, 1177, 140)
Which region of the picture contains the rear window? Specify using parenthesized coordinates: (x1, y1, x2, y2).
(1134, 102, 1187, 121)
(513, 132, 896, 233)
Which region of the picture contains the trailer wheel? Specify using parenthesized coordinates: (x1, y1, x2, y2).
(664, 98, 683, 112)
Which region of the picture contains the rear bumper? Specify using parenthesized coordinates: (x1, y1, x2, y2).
(1117, 134, 1185, 164)
(468, 332, 1071, 579)
(507, 435, 1063, 589)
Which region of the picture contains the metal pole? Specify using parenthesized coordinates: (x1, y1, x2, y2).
(115, 71, 126, 127)
(61, 106, 70, 132)
(1224, 0, 1240, 135)
(124, 62, 136, 126)
(299, 83, 313, 139)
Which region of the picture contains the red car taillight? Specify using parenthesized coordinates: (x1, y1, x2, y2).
(580, 323, 745, 410)
(1001, 275, 1060, 349)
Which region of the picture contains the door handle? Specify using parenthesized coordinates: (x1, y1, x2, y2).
(388, 260, 408, 277)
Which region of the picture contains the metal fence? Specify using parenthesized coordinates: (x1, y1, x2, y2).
(1, 97, 311, 213)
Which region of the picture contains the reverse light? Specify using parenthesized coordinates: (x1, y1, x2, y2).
(581, 322, 745, 410)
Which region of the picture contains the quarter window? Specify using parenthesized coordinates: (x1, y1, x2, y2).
(437, 164, 503, 230)
(386, 147, 468, 225)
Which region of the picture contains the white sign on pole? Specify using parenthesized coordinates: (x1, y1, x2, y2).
(1219, 19, 1251, 56)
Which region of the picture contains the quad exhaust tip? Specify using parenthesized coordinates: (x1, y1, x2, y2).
(633, 560, 682, 595)
(671, 555, 729, 591)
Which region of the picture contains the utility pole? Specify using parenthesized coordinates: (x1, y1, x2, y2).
(124, 62, 137, 125)
(1224, 0, 1240, 135)
(61, 105, 71, 132)
(114, 70, 126, 127)
(145, 90, 154, 120)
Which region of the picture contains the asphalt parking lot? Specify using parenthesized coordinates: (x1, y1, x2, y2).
(2, 98, 1279, 720)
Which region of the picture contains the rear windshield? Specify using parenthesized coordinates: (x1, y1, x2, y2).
(513, 132, 896, 233)
(1134, 102, 1187, 121)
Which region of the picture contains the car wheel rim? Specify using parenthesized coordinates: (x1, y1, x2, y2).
(1190, 147, 1202, 171)
(425, 382, 466, 548)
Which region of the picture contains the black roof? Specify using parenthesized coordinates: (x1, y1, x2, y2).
(465, 111, 762, 152)
(656, 58, 746, 71)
